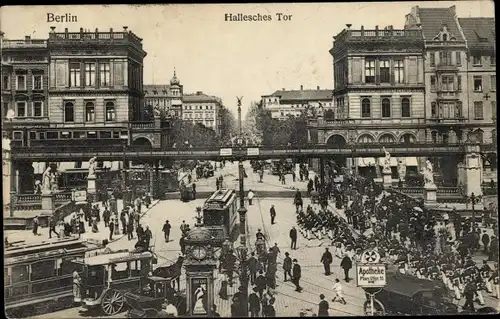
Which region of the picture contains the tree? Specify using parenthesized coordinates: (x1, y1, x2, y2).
(219, 106, 237, 145)
(170, 118, 217, 148)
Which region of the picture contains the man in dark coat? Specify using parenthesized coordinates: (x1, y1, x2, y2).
(48, 216, 58, 239)
(179, 235, 186, 255)
(248, 252, 258, 285)
(340, 254, 352, 282)
(321, 248, 333, 276)
(163, 220, 172, 242)
(482, 230, 490, 253)
(248, 287, 261, 317)
(283, 252, 292, 282)
(292, 259, 303, 292)
(255, 271, 267, 299)
(270, 205, 276, 225)
(289, 226, 297, 250)
(318, 294, 329, 317)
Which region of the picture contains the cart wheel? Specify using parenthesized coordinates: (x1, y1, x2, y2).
(101, 289, 125, 316)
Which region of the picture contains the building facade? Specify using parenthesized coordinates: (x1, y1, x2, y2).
(261, 86, 333, 120)
(1, 33, 50, 193)
(44, 26, 147, 149)
(143, 70, 183, 119)
(182, 91, 222, 134)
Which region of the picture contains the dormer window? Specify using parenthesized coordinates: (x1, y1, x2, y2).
(162, 90, 167, 94)
(153, 90, 158, 95)
(442, 34, 447, 41)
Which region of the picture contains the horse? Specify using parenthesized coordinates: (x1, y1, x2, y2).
(152, 255, 184, 291)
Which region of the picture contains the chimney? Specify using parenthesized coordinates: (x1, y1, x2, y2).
(196, 91, 202, 95)
(346, 24, 352, 29)
(50, 26, 56, 33)
(375, 25, 379, 31)
(123, 26, 128, 32)
(317, 86, 320, 90)
(282, 88, 285, 91)
(64, 28, 68, 34)
(110, 28, 113, 33)
(300, 85, 303, 90)
(25, 35, 31, 42)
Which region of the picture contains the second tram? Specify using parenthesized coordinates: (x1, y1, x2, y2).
(202, 189, 239, 246)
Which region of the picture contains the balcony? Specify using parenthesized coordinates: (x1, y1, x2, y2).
(436, 91, 459, 100)
(130, 121, 155, 129)
(312, 117, 426, 128)
(427, 115, 467, 125)
(435, 63, 459, 72)
(48, 28, 143, 51)
(344, 29, 422, 42)
(2, 39, 48, 49)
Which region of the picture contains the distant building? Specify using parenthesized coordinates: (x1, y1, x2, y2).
(261, 86, 333, 120)
(144, 70, 183, 119)
(183, 91, 223, 134)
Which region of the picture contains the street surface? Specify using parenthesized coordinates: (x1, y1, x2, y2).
(26, 162, 499, 317)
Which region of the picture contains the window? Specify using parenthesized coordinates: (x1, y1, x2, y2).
(46, 132, 58, 139)
(492, 101, 497, 119)
(401, 98, 411, 118)
(358, 134, 374, 144)
(381, 98, 391, 118)
(442, 34, 448, 42)
(64, 102, 75, 122)
(455, 102, 463, 118)
(380, 60, 390, 83)
(11, 265, 29, 284)
(69, 62, 81, 87)
(60, 131, 71, 139)
(473, 55, 482, 66)
(365, 60, 375, 83)
(457, 76, 462, 91)
(2, 102, 8, 118)
(430, 52, 435, 66)
(100, 131, 112, 139)
(84, 63, 96, 87)
(33, 101, 43, 117)
(16, 75, 26, 90)
(491, 55, 496, 65)
(456, 52, 461, 66)
(379, 134, 395, 143)
(474, 76, 483, 91)
(431, 102, 437, 117)
(491, 75, 496, 91)
(85, 102, 95, 122)
(105, 102, 115, 121)
(431, 131, 437, 143)
(430, 76, 436, 91)
(33, 74, 42, 90)
(474, 101, 484, 119)
(394, 60, 404, 84)
(16, 101, 26, 117)
(441, 75, 454, 91)
(87, 132, 97, 139)
(3, 75, 9, 90)
(99, 62, 111, 86)
(361, 98, 371, 118)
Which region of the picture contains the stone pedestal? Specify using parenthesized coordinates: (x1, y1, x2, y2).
(41, 192, 55, 213)
(87, 175, 97, 203)
(423, 184, 438, 205)
(382, 169, 392, 189)
(464, 146, 483, 196)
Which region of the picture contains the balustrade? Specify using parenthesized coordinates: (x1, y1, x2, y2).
(16, 194, 41, 203)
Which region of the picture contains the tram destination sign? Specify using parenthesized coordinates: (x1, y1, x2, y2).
(356, 263, 387, 288)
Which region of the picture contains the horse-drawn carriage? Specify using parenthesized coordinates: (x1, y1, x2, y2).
(74, 250, 185, 316)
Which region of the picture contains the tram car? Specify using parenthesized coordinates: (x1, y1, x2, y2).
(202, 189, 239, 246)
(4, 237, 90, 318)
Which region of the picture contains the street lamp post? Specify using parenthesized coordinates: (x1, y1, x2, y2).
(464, 192, 482, 229)
(120, 135, 129, 207)
(236, 96, 248, 317)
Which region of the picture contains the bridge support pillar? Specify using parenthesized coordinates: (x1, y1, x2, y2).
(320, 157, 325, 189)
(3, 149, 15, 217)
(87, 176, 97, 203)
(382, 169, 392, 189)
(149, 166, 155, 197)
(461, 144, 483, 196)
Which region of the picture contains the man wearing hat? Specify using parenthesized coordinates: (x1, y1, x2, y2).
(163, 220, 172, 243)
(248, 286, 261, 317)
(292, 259, 303, 292)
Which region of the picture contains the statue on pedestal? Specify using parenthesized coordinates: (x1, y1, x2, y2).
(88, 157, 97, 179)
(41, 167, 53, 194)
(422, 159, 435, 187)
(397, 159, 407, 180)
(382, 147, 392, 173)
(2, 136, 11, 151)
(50, 171, 59, 192)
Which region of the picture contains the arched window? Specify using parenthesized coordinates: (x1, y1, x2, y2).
(401, 98, 411, 118)
(442, 34, 448, 41)
(361, 98, 371, 118)
(105, 102, 115, 122)
(379, 134, 395, 144)
(400, 133, 416, 144)
(358, 134, 374, 144)
(381, 98, 391, 118)
(85, 102, 95, 122)
(64, 102, 74, 122)
(431, 131, 437, 143)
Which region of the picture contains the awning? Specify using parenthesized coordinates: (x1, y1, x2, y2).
(357, 157, 377, 167)
(377, 157, 398, 167)
(404, 157, 418, 166)
(58, 162, 76, 172)
(33, 162, 46, 174)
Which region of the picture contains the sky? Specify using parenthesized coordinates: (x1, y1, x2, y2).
(1, 2, 495, 116)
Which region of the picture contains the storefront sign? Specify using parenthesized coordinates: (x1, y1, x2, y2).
(247, 148, 260, 156)
(356, 264, 387, 288)
(73, 190, 87, 202)
(219, 148, 232, 156)
(190, 277, 209, 315)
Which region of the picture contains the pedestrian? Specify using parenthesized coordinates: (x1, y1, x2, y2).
(72, 268, 82, 303)
(248, 252, 258, 285)
(179, 235, 186, 255)
(292, 170, 296, 183)
(321, 248, 333, 276)
(270, 205, 276, 225)
(103, 207, 110, 227)
(180, 220, 188, 236)
(318, 294, 330, 317)
(211, 304, 221, 318)
(482, 230, 490, 253)
(462, 280, 476, 312)
(248, 287, 261, 317)
(192, 182, 196, 199)
(48, 216, 59, 239)
(290, 226, 297, 249)
(163, 220, 171, 242)
(283, 252, 292, 282)
(255, 271, 266, 299)
(292, 259, 303, 292)
(218, 271, 228, 300)
(32, 216, 39, 236)
(120, 210, 127, 234)
(340, 253, 352, 282)
(108, 217, 115, 241)
(127, 218, 134, 240)
(143, 226, 152, 248)
(332, 278, 347, 304)
(264, 298, 276, 317)
(248, 189, 255, 206)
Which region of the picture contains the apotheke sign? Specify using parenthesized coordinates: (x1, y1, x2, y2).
(356, 264, 387, 288)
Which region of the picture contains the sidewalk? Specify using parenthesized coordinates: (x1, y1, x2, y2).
(4, 199, 160, 247)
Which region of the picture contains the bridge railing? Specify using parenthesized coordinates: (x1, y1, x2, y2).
(397, 186, 460, 196)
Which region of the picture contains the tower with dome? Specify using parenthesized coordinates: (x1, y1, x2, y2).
(143, 68, 184, 119)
